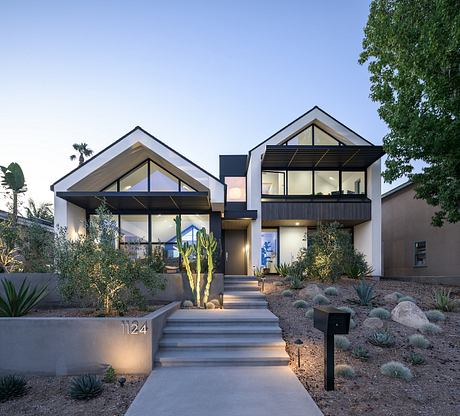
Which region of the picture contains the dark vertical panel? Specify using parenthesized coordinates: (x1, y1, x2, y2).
(210, 212, 224, 273)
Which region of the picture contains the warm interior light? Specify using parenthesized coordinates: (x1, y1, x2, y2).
(295, 222, 300, 226)
(229, 187, 242, 200)
(329, 177, 335, 181)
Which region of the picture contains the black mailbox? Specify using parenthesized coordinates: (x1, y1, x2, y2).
(313, 305, 351, 391)
(313, 306, 351, 335)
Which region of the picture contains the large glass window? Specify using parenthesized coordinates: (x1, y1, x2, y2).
(102, 182, 117, 192)
(120, 163, 148, 192)
(315, 171, 339, 195)
(120, 215, 148, 259)
(181, 215, 209, 244)
(342, 171, 365, 195)
(286, 126, 312, 145)
(262, 171, 285, 195)
(288, 171, 313, 195)
(314, 127, 340, 145)
(225, 177, 246, 202)
(261, 229, 278, 273)
(150, 161, 179, 192)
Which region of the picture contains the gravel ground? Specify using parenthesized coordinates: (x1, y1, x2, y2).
(0, 375, 146, 416)
(265, 277, 460, 416)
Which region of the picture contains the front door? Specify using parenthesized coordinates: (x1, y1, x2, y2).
(224, 230, 247, 275)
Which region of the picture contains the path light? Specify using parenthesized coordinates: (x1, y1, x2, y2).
(219, 292, 224, 309)
(294, 339, 303, 368)
(118, 377, 126, 387)
(260, 276, 265, 292)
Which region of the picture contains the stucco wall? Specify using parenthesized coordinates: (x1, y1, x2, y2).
(279, 226, 307, 264)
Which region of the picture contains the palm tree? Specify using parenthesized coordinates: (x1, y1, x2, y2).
(0, 162, 27, 224)
(70, 143, 93, 165)
(26, 198, 53, 222)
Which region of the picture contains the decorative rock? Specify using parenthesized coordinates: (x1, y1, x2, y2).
(384, 292, 402, 303)
(391, 301, 429, 329)
(299, 284, 323, 299)
(363, 317, 384, 329)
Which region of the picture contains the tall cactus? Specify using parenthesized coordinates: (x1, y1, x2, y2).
(200, 229, 218, 305)
(174, 216, 195, 301)
(194, 229, 203, 307)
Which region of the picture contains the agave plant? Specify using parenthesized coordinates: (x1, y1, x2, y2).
(368, 329, 395, 347)
(352, 278, 376, 306)
(0, 278, 48, 317)
(0, 374, 27, 402)
(69, 374, 103, 400)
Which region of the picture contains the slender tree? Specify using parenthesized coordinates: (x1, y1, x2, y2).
(359, 0, 460, 226)
(0, 162, 27, 224)
(70, 143, 93, 165)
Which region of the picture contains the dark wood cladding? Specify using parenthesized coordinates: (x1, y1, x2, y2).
(262, 200, 371, 222)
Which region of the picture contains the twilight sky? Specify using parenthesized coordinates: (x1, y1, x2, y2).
(0, 0, 412, 212)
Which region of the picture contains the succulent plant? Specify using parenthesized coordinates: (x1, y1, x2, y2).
(337, 306, 355, 317)
(380, 361, 413, 381)
(292, 299, 309, 309)
(205, 302, 216, 309)
(282, 289, 294, 297)
(305, 308, 314, 319)
(0, 375, 27, 402)
(424, 309, 445, 322)
(351, 345, 370, 361)
(103, 366, 116, 383)
(349, 318, 357, 329)
(334, 335, 351, 351)
(273, 281, 285, 286)
(324, 287, 338, 296)
(408, 334, 430, 349)
(69, 375, 103, 400)
(398, 295, 416, 303)
(432, 288, 455, 311)
(312, 294, 330, 305)
(420, 322, 442, 335)
(406, 351, 425, 365)
(353, 278, 376, 306)
(368, 329, 395, 347)
(182, 300, 193, 308)
(369, 307, 391, 320)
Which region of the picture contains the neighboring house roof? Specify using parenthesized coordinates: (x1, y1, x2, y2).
(382, 181, 413, 200)
(0, 210, 54, 232)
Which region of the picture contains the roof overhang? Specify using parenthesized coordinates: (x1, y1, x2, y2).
(261, 145, 384, 169)
(56, 191, 211, 212)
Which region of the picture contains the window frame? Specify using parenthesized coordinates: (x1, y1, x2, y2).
(283, 124, 345, 146)
(414, 241, 427, 268)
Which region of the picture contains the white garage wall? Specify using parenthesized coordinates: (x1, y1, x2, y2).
(279, 227, 307, 264)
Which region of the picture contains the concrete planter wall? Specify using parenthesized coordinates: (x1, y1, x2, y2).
(0, 301, 180, 376)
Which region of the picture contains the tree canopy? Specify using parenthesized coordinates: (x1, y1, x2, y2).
(359, 0, 460, 226)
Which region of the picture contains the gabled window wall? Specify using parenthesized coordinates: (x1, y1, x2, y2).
(102, 159, 197, 193)
(262, 169, 366, 196)
(284, 124, 343, 146)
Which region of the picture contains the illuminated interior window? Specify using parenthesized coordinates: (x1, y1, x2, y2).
(286, 127, 313, 145)
(225, 177, 246, 202)
(314, 171, 339, 195)
(262, 171, 285, 195)
(120, 163, 148, 192)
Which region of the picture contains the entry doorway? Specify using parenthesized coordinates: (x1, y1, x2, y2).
(224, 230, 247, 275)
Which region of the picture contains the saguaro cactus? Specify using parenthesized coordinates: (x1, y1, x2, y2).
(195, 229, 203, 307)
(174, 216, 195, 301)
(200, 230, 218, 305)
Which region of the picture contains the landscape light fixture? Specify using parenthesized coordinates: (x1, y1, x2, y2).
(118, 377, 126, 388)
(260, 276, 265, 292)
(294, 338, 303, 367)
(219, 292, 224, 309)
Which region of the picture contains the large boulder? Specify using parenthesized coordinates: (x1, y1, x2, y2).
(391, 301, 429, 329)
(363, 317, 384, 329)
(299, 284, 323, 299)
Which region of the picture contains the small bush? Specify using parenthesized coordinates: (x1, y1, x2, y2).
(335, 335, 351, 351)
(0, 375, 27, 402)
(273, 281, 285, 286)
(398, 295, 416, 303)
(380, 361, 412, 381)
(210, 299, 220, 307)
(408, 334, 430, 349)
(343, 247, 373, 279)
(353, 278, 376, 306)
(103, 366, 116, 383)
(69, 375, 103, 400)
(424, 309, 445, 322)
(335, 364, 355, 378)
(282, 289, 294, 297)
(420, 322, 442, 335)
(293, 300, 309, 309)
(349, 318, 357, 329)
(351, 346, 370, 361)
(275, 262, 290, 278)
(182, 300, 193, 308)
(324, 287, 338, 296)
(394, 292, 405, 300)
(205, 302, 216, 309)
(368, 329, 395, 347)
(313, 294, 330, 305)
(305, 308, 314, 318)
(432, 288, 455, 311)
(337, 306, 355, 317)
(369, 307, 391, 320)
(406, 351, 425, 365)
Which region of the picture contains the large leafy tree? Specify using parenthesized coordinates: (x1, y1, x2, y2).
(359, 0, 460, 226)
(70, 142, 93, 165)
(0, 162, 27, 224)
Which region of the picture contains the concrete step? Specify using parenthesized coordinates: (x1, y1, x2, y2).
(166, 317, 277, 326)
(224, 284, 260, 291)
(224, 279, 259, 285)
(224, 275, 257, 279)
(155, 348, 289, 367)
(224, 291, 266, 300)
(159, 337, 285, 350)
(224, 303, 268, 309)
(162, 325, 282, 338)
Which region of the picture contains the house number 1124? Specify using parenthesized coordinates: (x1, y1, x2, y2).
(121, 320, 148, 335)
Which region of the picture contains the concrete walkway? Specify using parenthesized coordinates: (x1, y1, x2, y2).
(125, 276, 322, 415)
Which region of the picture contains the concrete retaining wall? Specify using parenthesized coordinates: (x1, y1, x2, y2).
(0, 301, 180, 376)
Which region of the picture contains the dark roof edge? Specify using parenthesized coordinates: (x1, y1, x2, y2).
(382, 180, 413, 199)
(51, 126, 225, 191)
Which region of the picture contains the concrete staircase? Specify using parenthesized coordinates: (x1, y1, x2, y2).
(154, 275, 289, 367)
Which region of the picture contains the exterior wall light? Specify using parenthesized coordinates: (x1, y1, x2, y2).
(294, 338, 303, 367)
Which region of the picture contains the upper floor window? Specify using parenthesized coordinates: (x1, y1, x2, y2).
(225, 177, 246, 202)
(342, 171, 365, 195)
(315, 171, 339, 195)
(262, 171, 285, 195)
(285, 124, 342, 146)
(287, 126, 313, 145)
(149, 161, 178, 191)
(120, 163, 148, 192)
(288, 171, 312, 195)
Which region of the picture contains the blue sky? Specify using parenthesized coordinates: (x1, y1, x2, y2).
(0, 0, 410, 211)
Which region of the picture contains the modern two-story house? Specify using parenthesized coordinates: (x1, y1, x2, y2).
(52, 106, 384, 276)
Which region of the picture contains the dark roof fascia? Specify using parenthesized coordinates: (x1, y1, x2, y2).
(381, 180, 413, 199)
(51, 126, 225, 191)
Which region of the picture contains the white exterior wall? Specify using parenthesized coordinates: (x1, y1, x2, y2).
(353, 160, 382, 276)
(279, 227, 307, 264)
(54, 195, 86, 239)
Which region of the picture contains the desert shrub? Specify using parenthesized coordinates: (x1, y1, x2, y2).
(420, 322, 442, 335)
(149, 245, 166, 273)
(293, 299, 309, 309)
(275, 262, 290, 278)
(282, 289, 294, 297)
(205, 302, 216, 309)
(313, 294, 330, 305)
(18, 222, 54, 272)
(210, 299, 220, 307)
(369, 307, 391, 320)
(335, 364, 355, 378)
(305, 308, 314, 318)
(337, 306, 355, 317)
(0, 278, 47, 317)
(343, 248, 373, 279)
(287, 261, 304, 289)
(349, 318, 357, 329)
(273, 281, 285, 286)
(69, 375, 103, 400)
(424, 309, 445, 322)
(432, 288, 455, 311)
(335, 335, 351, 351)
(103, 366, 116, 383)
(182, 300, 193, 308)
(368, 329, 395, 347)
(406, 351, 425, 365)
(352, 345, 370, 361)
(324, 286, 338, 296)
(398, 295, 416, 303)
(408, 334, 430, 349)
(380, 361, 412, 381)
(0, 240, 23, 273)
(353, 278, 376, 306)
(54, 204, 165, 314)
(0, 375, 27, 402)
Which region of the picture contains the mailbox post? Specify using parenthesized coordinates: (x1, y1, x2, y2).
(313, 306, 351, 391)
